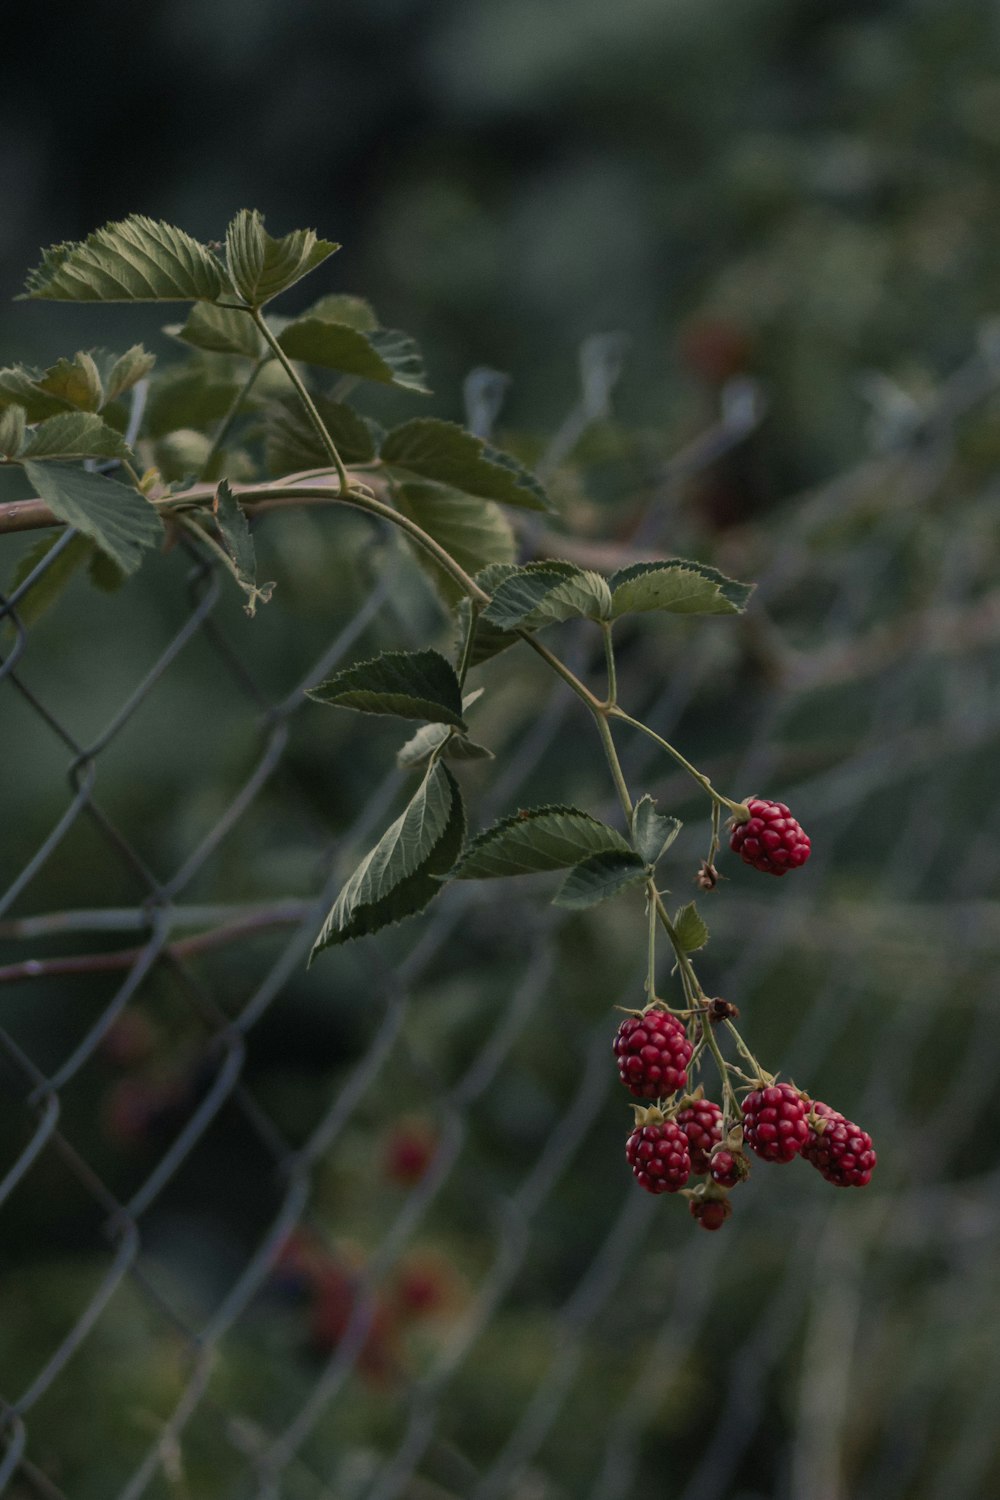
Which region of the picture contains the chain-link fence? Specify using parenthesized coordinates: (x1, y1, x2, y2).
(3, 352, 1000, 1500)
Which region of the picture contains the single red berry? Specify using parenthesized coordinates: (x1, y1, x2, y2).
(626, 1118, 692, 1193)
(614, 1008, 693, 1099)
(742, 1084, 810, 1163)
(689, 1196, 733, 1231)
(729, 798, 810, 877)
(384, 1119, 437, 1185)
(676, 1099, 723, 1173)
(802, 1102, 877, 1187)
(710, 1149, 751, 1187)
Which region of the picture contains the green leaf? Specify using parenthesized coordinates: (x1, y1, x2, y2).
(310, 763, 465, 955)
(609, 560, 754, 618)
(300, 293, 378, 332)
(396, 722, 494, 770)
(166, 303, 265, 359)
(396, 691, 491, 769)
(21, 216, 226, 302)
(103, 345, 156, 402)
(452, 805, 631, 879)
(308, 649, 466, 727)
(0, 364, 79, 422)
(481, 560, 612, 630)
(20, 412, 133, 462)
(277, 318, 430, 394)
(554, 850, 648, 910)
(7, 532, 94, 626)
(144, 366, 247, 439)
(264, 394, 379, 474)
(381, 418, 551, 512)
(225, 209, 339, 307)
(213, 478, 273, 616)
(152, 429, 213, 483)
(23, 462, 163, 575)
(34, 352, 104, 412)
(0, 403, 26, 458)
(673, 901, 709, 953)
(395, 483, 516, 607)
(631, 795, 682, 865)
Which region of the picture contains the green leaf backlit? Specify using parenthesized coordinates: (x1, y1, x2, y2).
(609, 560, 753, 617)
(481, 560, 611, 630)
(225, 210, 339, 308)
(22, 217, 226, 303)
(20, 412, 132, 463)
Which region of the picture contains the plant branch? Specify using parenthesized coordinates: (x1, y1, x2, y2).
(200, 357, 266, 479)
(0, 906, 310, 986)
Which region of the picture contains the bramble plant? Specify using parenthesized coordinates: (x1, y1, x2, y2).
(0, 212, 875, 1231)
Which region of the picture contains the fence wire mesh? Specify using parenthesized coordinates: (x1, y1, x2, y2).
(2, 352, 1000, 1500)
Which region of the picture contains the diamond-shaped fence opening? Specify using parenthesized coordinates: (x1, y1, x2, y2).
(2, 353, 1000, 1500)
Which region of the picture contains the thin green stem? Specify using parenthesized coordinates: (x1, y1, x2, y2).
(200, 358, 265, 480)
(456, 602, 480, 690)
(251, 309, 350, 495)
(652, 892, 741, 1115)
(723, 1018, 767, 1083)
(518, 633, 605, 712)
(601, 621, 617, 705)
(609, 707, 748, 818)
(645, 881, 658, 1004)
(593, 712, 633, 820)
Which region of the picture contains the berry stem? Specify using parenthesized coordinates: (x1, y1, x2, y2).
(600, 621, 617, 706)
(607, 708, 748, 819)
(722, 1018, 768, 1084)
(645, 881, 658, 1004)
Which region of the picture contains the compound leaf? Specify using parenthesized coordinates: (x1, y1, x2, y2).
(308, 648, 466, 728)
(21, 216, 226, 302)
(23, 462, 163, 575)
(381, 418, 551, 512)
(452, 805, 631, 879)
(310, 762, 465, 955)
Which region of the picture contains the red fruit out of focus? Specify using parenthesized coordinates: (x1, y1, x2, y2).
(384, 1118, 437, 1184)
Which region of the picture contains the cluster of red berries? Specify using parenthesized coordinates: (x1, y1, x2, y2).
(618, 1033, 876, 1230)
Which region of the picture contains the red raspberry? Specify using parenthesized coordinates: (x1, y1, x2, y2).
(614, 1008, 693, 1099)
(710, 1149, 750, 1187)
(802, 1102, 877, 1187)
(626, 1118, 692, 1193)
(676, 1099, 723, 1173)
(689, 1196, 733, 1231)
(742, 1083, 810, 1163)
(384, 1119, 437, 1184)
(729, 798, 810, 877)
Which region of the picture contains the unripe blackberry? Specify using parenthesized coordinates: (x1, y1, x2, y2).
(626, 1116, 692, 1194)
(710, 1149, 750, 1187)
(729, 798, 810, 877)
(742, 1083, 810, 1163)
(614, 1008, 693, 1099)
(689, 1195, 733, 1232)
(803, 1102, 876, 1187)
(676, 1098, 723, 1173)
